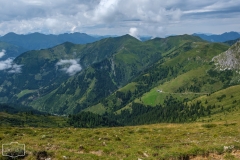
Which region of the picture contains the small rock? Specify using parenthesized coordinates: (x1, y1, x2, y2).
(143, 152, 149, 157)
(102, 141, 106, 146)
(224, 145, 234, 152)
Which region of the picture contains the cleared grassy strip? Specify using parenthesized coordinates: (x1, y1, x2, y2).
(17, 89, 36, 99)
(84, 103, 106, 115)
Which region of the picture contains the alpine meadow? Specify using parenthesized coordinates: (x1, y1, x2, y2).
(1, 0, 240, 159)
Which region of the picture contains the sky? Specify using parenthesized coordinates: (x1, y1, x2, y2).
(0, 0, 240, 37)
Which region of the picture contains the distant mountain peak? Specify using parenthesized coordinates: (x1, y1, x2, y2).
(4, 32, 18, 36)
(193, 31, 240, 42)
(120, 34, 141, 41)
(0, 32, 102, 50)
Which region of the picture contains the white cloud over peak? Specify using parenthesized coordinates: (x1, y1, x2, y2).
(129, 27, 139, 39)
(56, 59, 82, 76)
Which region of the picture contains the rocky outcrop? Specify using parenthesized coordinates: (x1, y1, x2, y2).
(212, 41, 240, 70)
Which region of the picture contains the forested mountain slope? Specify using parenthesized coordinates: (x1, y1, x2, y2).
(30, 35, 204, 113)
(2, 34, 239, 119)
(86, 40, 240, 125)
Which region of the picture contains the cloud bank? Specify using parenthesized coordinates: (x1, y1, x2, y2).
(0, 58, 22, 73)
(56, 59, 82, 76)
(0, 0, 239, 36)
(0, 50, 22, 73)
(0, 49, 6, 58)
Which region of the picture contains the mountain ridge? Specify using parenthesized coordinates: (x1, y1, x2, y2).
(0, 32, 103, 51)
(193, 31, 240, 42)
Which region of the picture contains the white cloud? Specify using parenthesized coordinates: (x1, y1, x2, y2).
(0, 0, 239, 36)
(129, 27, 139, 39)
(92, 0, 120, 22)
(56, 59, 82, 76)
(0, 58, 22, 73)
(8, 63, 22, 73)
(0, 49, 6, 58)
(0, 59, 12, 70)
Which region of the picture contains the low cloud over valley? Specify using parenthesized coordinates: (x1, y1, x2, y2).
(0, 55, 22, 73)
(56, 59, 82, 76)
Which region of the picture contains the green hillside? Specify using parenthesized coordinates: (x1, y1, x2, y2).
(190, 85, 240, 122)
(81, 39, 240, 127)
(0, 42, 81, 105)
(29, 35, 207, 114)
(1, 34, 239, 121)
(91, 41, 230, 116)
(0, 35, 141, 108)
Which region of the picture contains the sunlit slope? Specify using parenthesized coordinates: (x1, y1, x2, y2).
(90, 41, 229, 114)
(188, 85, 240, 122)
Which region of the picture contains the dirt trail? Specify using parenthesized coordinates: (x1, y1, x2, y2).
(159, 91, 209, 95)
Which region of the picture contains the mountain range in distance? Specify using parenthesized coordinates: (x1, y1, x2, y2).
(0, 31, 239, 60)
(193, 31, 240, 42)
(0, 32, 102, 50)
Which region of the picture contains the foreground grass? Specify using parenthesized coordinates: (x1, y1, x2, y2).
(1, 120, 240, 159)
